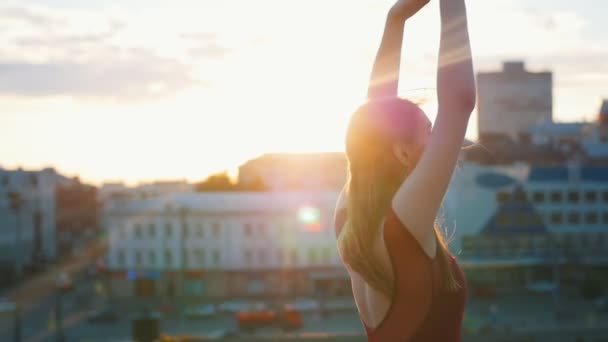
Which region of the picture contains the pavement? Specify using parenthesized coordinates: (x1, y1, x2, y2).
(2, 266, 608, 342)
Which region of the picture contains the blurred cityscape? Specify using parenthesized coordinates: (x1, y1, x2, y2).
(1, 61, 608, 341)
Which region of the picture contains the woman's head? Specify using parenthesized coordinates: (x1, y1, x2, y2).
(346, 97, 431, 177)
(338, 97, 459, 299)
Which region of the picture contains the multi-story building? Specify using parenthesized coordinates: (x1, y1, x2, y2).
(103, 192, 348, 299)
(477, 61, 553, 141)
(0, 167, 100, 285)
(0, 167, 58, 284)
(444, 161, 608, 292)
(238, 153, 347, 191)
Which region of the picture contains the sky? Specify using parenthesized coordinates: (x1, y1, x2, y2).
(1, 0, 607, 185)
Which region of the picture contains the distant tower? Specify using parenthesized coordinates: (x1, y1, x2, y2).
(477, 61, 553, 141)
(599, 99, 608, 125)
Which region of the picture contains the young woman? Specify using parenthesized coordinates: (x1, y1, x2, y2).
(334, 0, 476, 340)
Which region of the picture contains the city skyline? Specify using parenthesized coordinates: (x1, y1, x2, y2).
(1, 0, 607, 185)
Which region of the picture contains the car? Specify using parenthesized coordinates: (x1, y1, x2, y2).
(286, 299, 320, 312)
(55, 272, 73, 292)
(219, 300, 249, 314)
(87, 307, 119, 324)
(236, 304, 302, 331)
(183, 304, 217, 319)
(0, 298, 16, 316)
(593, 296, 608, 313)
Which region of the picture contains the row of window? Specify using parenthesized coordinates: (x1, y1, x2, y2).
(242, 247, 334, 266)
(497, 190, 608, 205)
(0, 174, 39, 187)
(116, 248, 221, 268)
(495, 211, 608, 227)
(461, 234, 608, 254)
(119, 221, 327, 240)
(115, 246, 336, 268)
(120, 222, 222, 239)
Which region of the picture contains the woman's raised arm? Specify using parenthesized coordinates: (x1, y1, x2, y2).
(367, 0, 430, 99)
(392, 0, 476, 255)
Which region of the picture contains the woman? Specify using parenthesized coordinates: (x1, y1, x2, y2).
(334, 0, 476, 340)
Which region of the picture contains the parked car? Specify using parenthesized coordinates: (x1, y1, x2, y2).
(55, 272, 73, 292)
(236, 304, 302, 331)
(286, 299, 320, 312)
(219, 300, 249, 314)
(183, 304, 217, 319)
(0, 298, 16, 316)
(87, 307, 119, 324)
(593, 296, 608, 313)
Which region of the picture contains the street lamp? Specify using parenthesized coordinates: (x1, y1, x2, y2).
(8, 191, 23, 342)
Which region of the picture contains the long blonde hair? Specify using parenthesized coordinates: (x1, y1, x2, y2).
(337, 98, 460, 300)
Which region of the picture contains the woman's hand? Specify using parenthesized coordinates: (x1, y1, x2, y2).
(388, 0, 430, 21)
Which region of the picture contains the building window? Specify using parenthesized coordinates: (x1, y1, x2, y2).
(532, 192, 545, 203)
(585, 212, 598, 225)
(183, 221, 190, 238)
(182, 251, 189, 268)
(165, 223, 173, 238)
(308, 248, 318, 265)
(277, 250, 284, 265)
(602, 191, 608, 203)
(532, 214, 543, 226)
(497, 213, 510, 226)
(118, 224, 127, 238)
(212, 249, 220, 266)
(550, 192, 562, 203)
(568, 191, 580, 203)
(196, 223, 205, 238)
(496, 192, 510, 204)
(196, 249, 205, 265)
(149, 250, 156, 266)
(603, 213, 608, 224)
(212, 223, 221, 238)
(258, 223, 266, 236)
(244, 250, 252, 266)
(30, 174, 38, 186)
(135, 251, 142, 267)
(148, 223, 156, 239)
(585, 191, 597, 203)
(322, 247, 331, 263)
(551, 212, 563, 225)
(513, 191, 527, 203)
(258, 250, 267, 266)
(165, 250, 173, 267)
(291, 249, 299, 265)
(1, 175, 8, 186)
(134, 224, 143, 239)
(117, 250, 125, 266)
(567, 212, 580, 224)
(244, 223, 252, 237)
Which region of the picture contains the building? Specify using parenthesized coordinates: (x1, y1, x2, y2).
(0, 168, 58, 284)
(0, 167, 101, 285)
(238, 153, 347, 191)
(55, 179, 99, 260)
(102, 192, 348, 299)
(477, 61, 553, 141)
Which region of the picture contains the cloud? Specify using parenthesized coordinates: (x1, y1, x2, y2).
(180, 32, 232, 60)
(0, 6, 66, 28)
(0, 49, 198, 99)
(0, 4, 213, 101)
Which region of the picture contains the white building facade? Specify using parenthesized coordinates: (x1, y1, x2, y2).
(103, 192, 347, 299)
